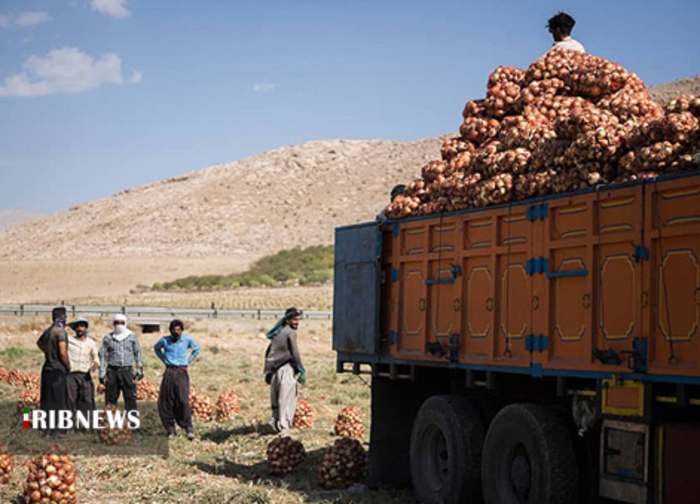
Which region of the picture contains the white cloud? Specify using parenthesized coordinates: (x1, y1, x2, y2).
(253, 83, 275, 93)
(129, 70, 142, 84)
(15, 11, 51, 27)
(0, 47, 124, 98)
(91, 0, 130, 19)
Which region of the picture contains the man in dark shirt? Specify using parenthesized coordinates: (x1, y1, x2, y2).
(36, 306, 71, 434)
(264, 307, 306, 434)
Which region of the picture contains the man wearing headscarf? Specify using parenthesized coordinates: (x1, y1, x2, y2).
(37, 306, 71, 434)
(99, 314, 143, 413)
(154, 319, 201, 440)
(66, 318, 99, 427)
(264, 307, 306, 434)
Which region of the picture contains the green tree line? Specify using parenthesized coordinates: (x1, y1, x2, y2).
(152, 245, 334, 291)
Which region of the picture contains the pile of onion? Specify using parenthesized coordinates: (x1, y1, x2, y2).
(22, 372, 40, 391)
(383, 48, 700, 219)
(333, 406, 365, 440)
(189, 390, 213, 422)
(292, 400, 314, 430)
(17, 389, 40, 415)
(135, 380, 159, 401)
(318, 437, 367, 489)
(266, 436, 306, 476)
(215, 392, 241, 423)
(0, 440, 12, 485)
(8, 369, 25, 387)
(0, 368, 9, 384)
(22, 446, 77, 504)
(98, 404, 132, 446)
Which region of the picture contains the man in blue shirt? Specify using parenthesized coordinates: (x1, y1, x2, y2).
(154, 319, 201, 440)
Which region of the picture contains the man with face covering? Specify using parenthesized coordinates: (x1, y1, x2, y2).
(66, 318, 99, 427)
(264, 307, 306, 434)
(37, 306, 71, 435)
(154, 319, 201, 440)
(99, 314, 143, 414)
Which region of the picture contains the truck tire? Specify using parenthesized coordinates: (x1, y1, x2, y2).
(482, 403, 578, 504)
(410, 395, 485, 504)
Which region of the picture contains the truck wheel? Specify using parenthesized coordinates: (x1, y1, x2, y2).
(482, 403, 578, 504)
(410, 395, 484, 504)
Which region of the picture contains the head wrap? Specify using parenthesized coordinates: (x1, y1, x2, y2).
(285, 307, 302, 320)
(112, 313, 129, 340)
(52, 307, 67, 326)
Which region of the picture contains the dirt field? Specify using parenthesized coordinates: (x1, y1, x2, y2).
(0, 315, 412, 503)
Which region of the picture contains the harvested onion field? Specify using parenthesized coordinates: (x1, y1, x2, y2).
(0, 315, 411, 503)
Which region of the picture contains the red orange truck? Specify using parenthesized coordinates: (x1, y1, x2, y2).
(333, 170, 700, 504)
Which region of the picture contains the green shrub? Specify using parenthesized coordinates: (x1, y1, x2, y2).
(152, 244, 334, 291)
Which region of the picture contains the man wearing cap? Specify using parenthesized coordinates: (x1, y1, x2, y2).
(99, 314, 143, 413)
(154, 319, 201, 440)
(264, 307, 306, 434)
(36, 306, 71, 433)
(66, 318, 99, 426)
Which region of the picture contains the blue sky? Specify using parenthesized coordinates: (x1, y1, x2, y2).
(1, 0, 699, 214)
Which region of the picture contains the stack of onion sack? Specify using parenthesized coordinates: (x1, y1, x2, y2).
(318, 438, 368, 489)
(189, 390, 213, 422)
(385, 48, 700, 219)
(0, 440, 12, 484)
(215, 392, 241, 423)
(22, 446, 77, 504)
(136, 380, 159, 401)
(292, 400, 314, 430)
(22, 372, 39, 390)
(17, 389, 40, 415)
(266, 437, 306, 476)
(334, 406, 365, 439)
(0, 368, 9, 383)
(98, 404, 132, 446)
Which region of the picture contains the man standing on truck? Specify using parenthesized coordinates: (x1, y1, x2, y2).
(37, 306, 71, 436)
(376, 184, 406, 223)
(547, 11, 585, 53)
(264, 307, 306, 434)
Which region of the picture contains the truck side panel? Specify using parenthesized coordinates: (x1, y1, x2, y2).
(379, 175, 700, 381)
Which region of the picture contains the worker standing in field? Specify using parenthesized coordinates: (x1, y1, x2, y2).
(36, 306, 71, 435)
(547, 12, 585, 53)
(154, 319, 201, 440)
(264, 307, 306, 434)
(99, 314, 143, 414)
(66, 318, 99, 426)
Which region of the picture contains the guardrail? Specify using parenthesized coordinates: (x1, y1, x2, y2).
(0, 304, 332, 321)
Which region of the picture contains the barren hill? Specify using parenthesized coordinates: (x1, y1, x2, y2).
(0, 138, 444, 262)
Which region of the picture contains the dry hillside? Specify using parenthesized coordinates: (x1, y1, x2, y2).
(0, 77, 697, 303)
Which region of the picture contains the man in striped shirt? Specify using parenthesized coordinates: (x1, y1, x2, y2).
(99, 314, 143, 413)
(154, 319, 201, 440)
(67, 318, 99, 426)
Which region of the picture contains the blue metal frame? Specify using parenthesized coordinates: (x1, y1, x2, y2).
(546, 268, 589, 279)
(336, 352, 700, 386)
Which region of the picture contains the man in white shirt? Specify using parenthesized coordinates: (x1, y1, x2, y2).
(67, 318, 99, 425)
(547, 12, 585, 53)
